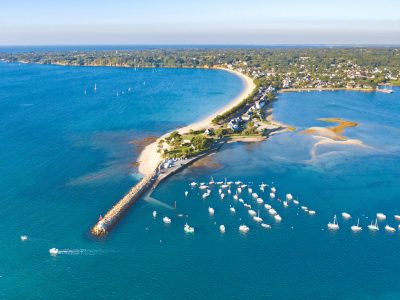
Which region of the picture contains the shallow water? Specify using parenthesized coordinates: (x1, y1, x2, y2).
(1, 61, 400, 299)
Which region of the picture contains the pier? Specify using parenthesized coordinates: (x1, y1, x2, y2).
(90, 139, 226, 236)
(91, 170, 158, 236)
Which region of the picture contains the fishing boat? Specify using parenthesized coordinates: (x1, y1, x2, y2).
(220, 225, 226, 233)
(256, 197, 263, 204)
(49, 248, 59, 256)
(342, 212, 351, 220)
(368, 219, 379, 231)
(208, 207, 215, 215)
(253, 210, 263, 222)
(163, 216, 171, 224)
(351, 218, 362, 232)
(377, 213, 386, 221)
(152, 211, 157, 218)
(239, 225, 250, 233)
(184, 223, 195, 234)
(286, 194, 293, 201)
(230, 207, 236, 213)
(327, 215, 339, 230)
(261, 223, 271, 229)
(20, 235, 28, 241)
(385, 224, 396, 232)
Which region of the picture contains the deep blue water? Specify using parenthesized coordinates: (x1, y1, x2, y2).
(1, 61, 400, 299)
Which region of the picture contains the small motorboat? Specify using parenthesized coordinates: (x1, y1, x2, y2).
(163, 216, 171, 224)
(286, 194, 293, 201)
(219, 225, 226, 233)
(274, 214, 282, 222)
(220, 193, 225, 200)
(293, 199, 299, 205)
(283, 201, 288, 208)
(270, 193, 275, 199)
(271, 187, 276, 193)
(185, 191, 189, 197)
(20, 235, 28, 241)
(308, 210, 316, 215)
(261, 223, 271, 229)
(208, 207, 215, 215)
(268, 208, 277, 215)
(327, 215, 339, 230)
(49, 248, 59, 256)
(239, 199, 244, 203)
(351, 218, 362, 232)
(385, 224, 396, 232)
(230, 207, 236, 213)
(248, 209, 257, 216)
(184, 223, 195, 234)
(239, 225, 250, 233)
(301, 206, 308, 212)
(152, 211, 157, 218)
(377, 213, 386, 221)
(264, 204, 271, 210)
(342, 212, 351, 220)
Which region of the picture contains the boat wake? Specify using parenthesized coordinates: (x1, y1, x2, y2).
(55, 249, 108, 256)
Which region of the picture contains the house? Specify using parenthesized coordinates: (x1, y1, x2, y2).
(204, 128, 214, 136)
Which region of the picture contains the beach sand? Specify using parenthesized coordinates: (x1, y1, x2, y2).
(137, 68, 256, 176)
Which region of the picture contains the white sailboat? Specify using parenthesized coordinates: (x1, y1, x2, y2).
(253, 210, 263, 222)
(351, 218, 362, 232)
(327, 215, 339, 230)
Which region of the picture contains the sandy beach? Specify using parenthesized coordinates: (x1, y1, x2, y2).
(137, 68, 256, 176)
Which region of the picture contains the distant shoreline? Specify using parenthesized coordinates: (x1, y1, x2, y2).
(279, 87, 375, 93)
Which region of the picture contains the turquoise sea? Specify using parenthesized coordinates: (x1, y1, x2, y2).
(0, 61, 399, 299)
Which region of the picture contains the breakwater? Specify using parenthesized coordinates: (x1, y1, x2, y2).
(91, 170, 158, 236)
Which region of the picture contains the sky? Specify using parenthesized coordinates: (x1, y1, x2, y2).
(1, 0, 399, 45)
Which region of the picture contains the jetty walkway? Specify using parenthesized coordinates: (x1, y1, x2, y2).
(91, 139, 226, 236)
(91, 169, 158, 236)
